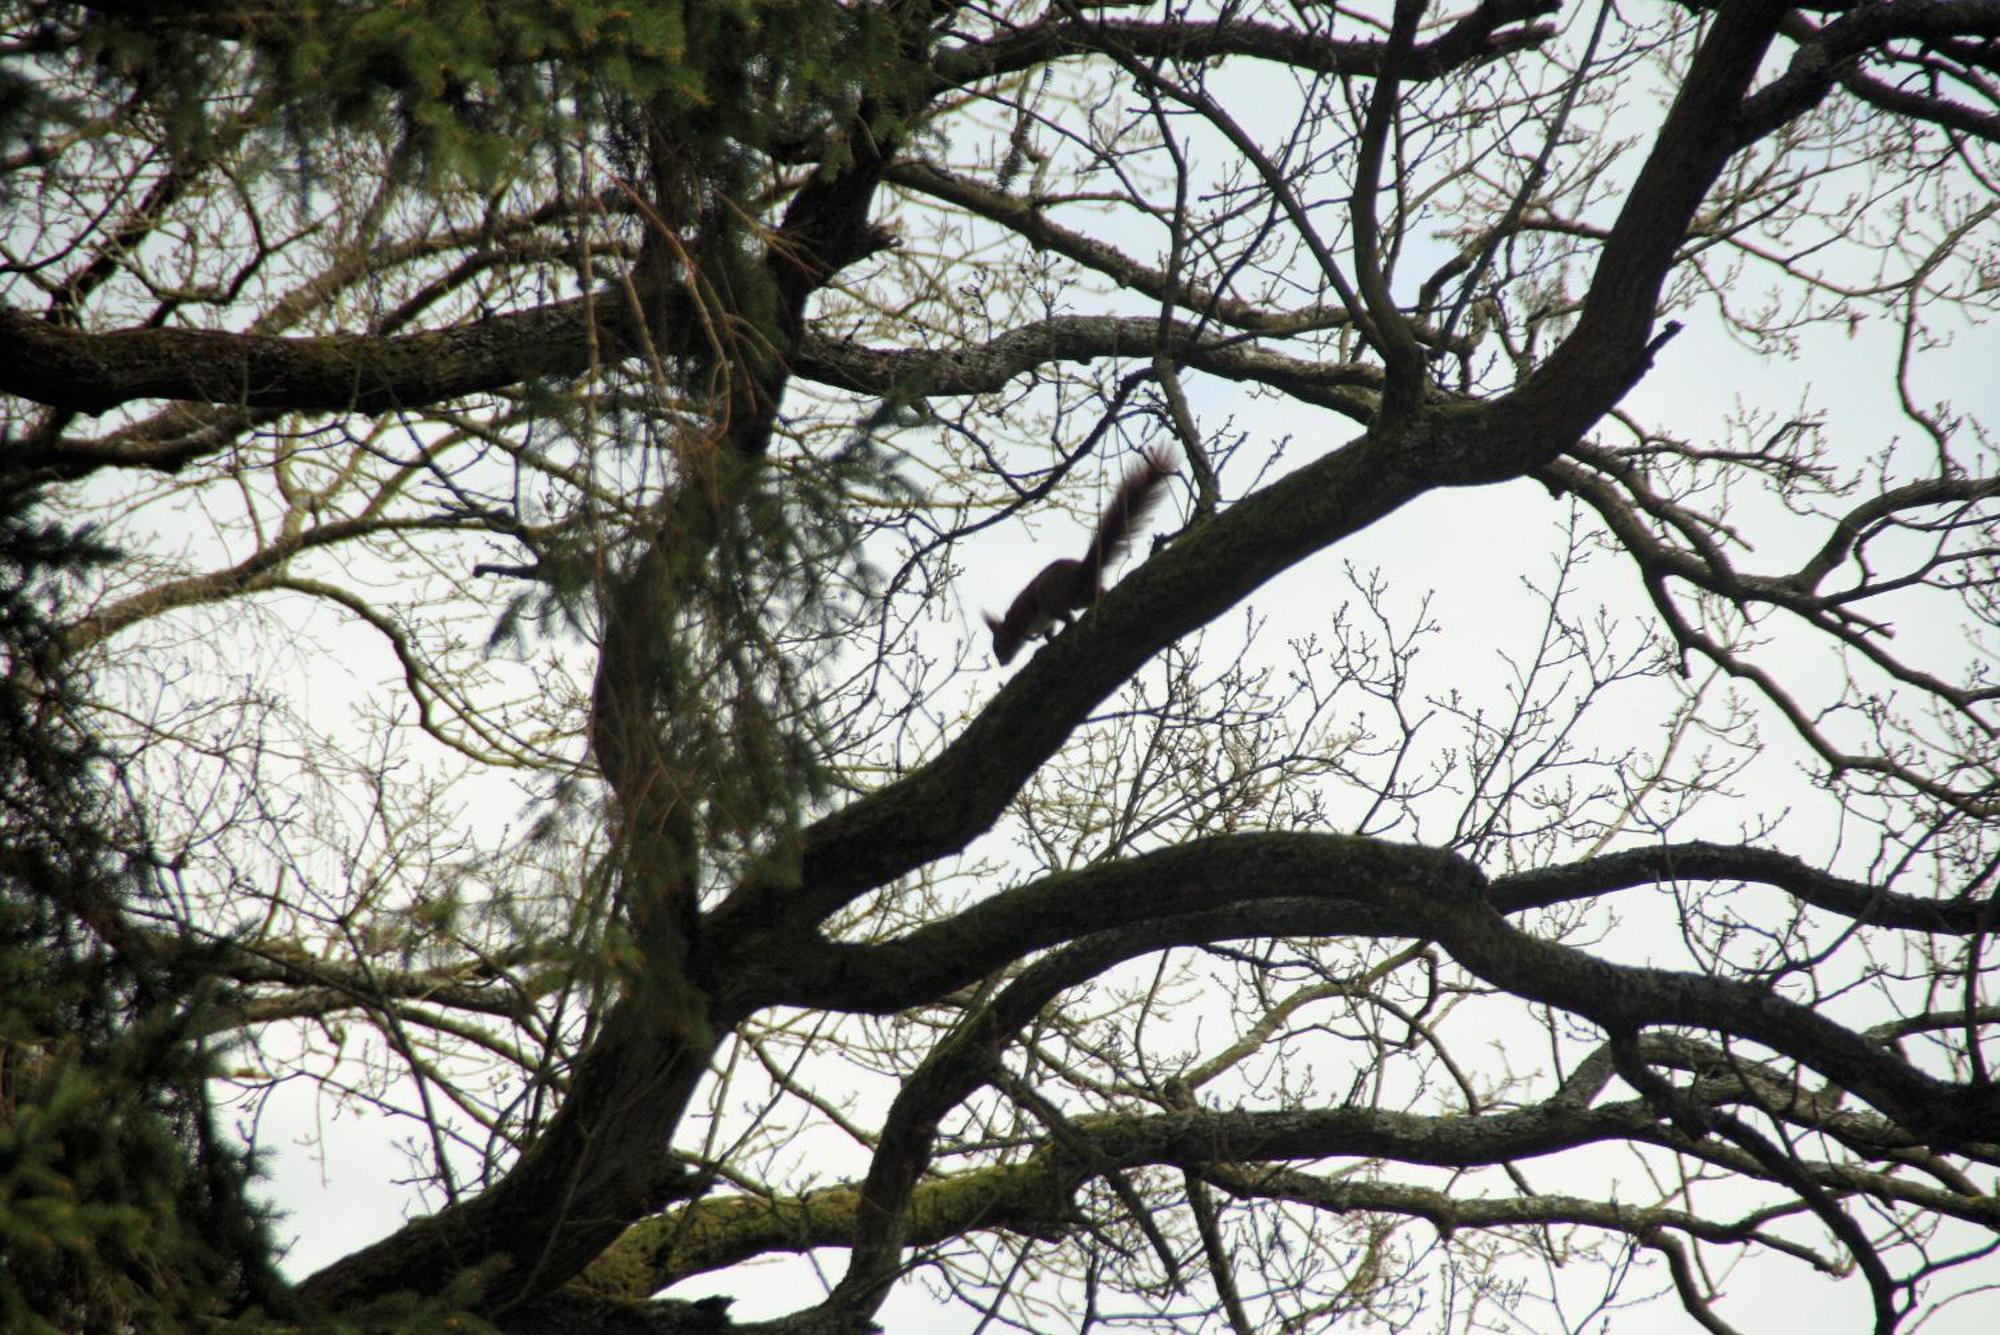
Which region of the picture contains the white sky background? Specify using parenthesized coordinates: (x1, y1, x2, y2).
(234, 383, 1999, 1309)
(240, 288, 1996, 1330)
(50, 1, 1992, 1330)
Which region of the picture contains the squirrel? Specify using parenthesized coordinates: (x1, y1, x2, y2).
(985, 448, 1173, 665)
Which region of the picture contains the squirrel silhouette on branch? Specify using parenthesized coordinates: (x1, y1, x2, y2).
(986, 448, 1173, 664)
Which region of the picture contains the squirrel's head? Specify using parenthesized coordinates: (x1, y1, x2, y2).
(985, 612, 1023, 665)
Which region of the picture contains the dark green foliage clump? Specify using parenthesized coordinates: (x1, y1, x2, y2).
(0, 479, 284, 1330)
(11, 0, 907, 187)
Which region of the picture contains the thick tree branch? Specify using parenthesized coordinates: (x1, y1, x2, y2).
(0, 292, 650, 417)
(1497, 1, 1787, 449)
(1490, 840, 2000, 933)
(722, 423, 1424, 929)
(929, 1, 1559, 89)
(1410, 872, 2000, 1151)
(1739, 1, 2000, 144)
(588, 1093, 1706, 1296)
(793, 313, 1384, 414)
(730, 835, 1449, 1013)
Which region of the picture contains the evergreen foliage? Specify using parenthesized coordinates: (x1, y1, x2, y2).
(0, 483, 282, 1328)
(16, 0, 896, 184)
